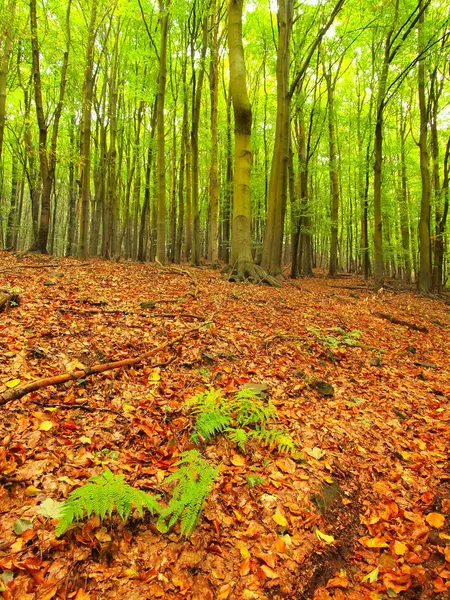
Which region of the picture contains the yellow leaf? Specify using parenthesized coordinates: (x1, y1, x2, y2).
(307, 446, 325, 460)
(39, 421, 54, 431)
(272, 512, 288, 527)
(315, 528, 335, 544)
(149, 372, 161, 382)
(79, 436, 92, 445)
(217, 583, 232, 599)
(239, 545, 250, 559)
(359, 536, 389, 548)
(6, 378, 20, 388)
(231, 454, 245, 467)
(394, 541, 408, 556)
(362, 567, 379, 583)
(123, 403, 135, 413)
(426, 512, 445, 528)
(25, 485, 40, 497)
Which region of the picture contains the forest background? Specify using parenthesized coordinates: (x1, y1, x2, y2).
(0, 0, 449, 292)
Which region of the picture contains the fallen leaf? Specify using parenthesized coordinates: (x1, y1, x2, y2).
(359, 536, 389, 548)
(25, 485, 41, 497)
(260, 564, 279, 579)
(362, 567, 379, 583)
(38, 498, 63, 519)
(272, 512, 288, 527)
(315, 528, 335, 544)
(13, 519, 33, 535)
(231, 454, 245, 467)
(217, 582, 232, 599)
(394, 541, 408, 556)
(5, 379, 20, 388)
(39, 421, 54, 431)
(426, 513, 445, 528)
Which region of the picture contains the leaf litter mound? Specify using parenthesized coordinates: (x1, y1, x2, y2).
(0, 251, 449, 599)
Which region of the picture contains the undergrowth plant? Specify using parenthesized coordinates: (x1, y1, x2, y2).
(157, 449, 219, 537)
(186, 387, 296, 454)
(55, 469, 161, 536)
(56, 451, 219, 538)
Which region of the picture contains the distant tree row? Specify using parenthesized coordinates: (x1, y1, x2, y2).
(0, 0, 449, 291)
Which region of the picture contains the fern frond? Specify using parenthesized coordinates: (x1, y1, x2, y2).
(186, 389, 231, 441)
(55, 469, 161, 537)
(233, 396, 277, 427)
(159, 450, 219, 537)
(251, 428, 297, 454)
(227, 428, 248, 451)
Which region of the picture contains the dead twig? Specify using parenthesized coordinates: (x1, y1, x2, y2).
(0, 325, 209, 406)
(373, 312, 428, 333)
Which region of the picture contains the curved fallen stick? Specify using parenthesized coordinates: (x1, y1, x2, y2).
(0, 323, 209, 406)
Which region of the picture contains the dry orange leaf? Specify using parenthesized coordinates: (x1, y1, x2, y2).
(326, 575, 349, 589)
(426, 513, 445, 528)
(359, 536, 389, 548)
(260, 565, 279, 579)
(239, 557, 251, 577)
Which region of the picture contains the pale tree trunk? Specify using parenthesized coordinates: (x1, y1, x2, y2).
(227, 0, 254, 278)
(398, 109, 412, 282)
(261, 0, 293, 277)
(227, 0, 277, 284)
(66, 115, 78, 256)
(138, 98, 157, 261)
(208, 0, 220, 265)
(0, 0, 16, 165)
(430, 68, 444, 290)
(190, 13, 208, 266)
(417, 2, 431, 293)
(156, 0, 170, 264)
(175, 61, 188, 264)
(30, 0, 71, 254)
(103, 23, 120, 258)
(78, 3, 98, 259)
(324, 67, 339, 276)
(5, 151, 18, 249)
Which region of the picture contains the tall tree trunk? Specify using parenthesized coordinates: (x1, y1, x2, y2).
(208, 1, 220, 265)
(261, 0, 293, 277)
(417, 2, 431, 293)
(78, 3, 98, 259)
(0, 0, 16, 165)
(156, 0, 170, 264)
(30, 0, 71, 254)
(190, 13, 208, 266)
(138, 99, 157, 261)
(398, 112, 412, 282)
(66, 115, 78, 256)
(5, 151, 18, 249)
(325, 67, 339, 276)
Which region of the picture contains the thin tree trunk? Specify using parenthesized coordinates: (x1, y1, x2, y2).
(0, 0, 16, 165)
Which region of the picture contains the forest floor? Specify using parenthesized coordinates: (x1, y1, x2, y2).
(0, 250, 449, 600)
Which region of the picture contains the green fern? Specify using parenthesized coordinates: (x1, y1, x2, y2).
(232, 390, 277, 427)
(157, 450, 219, 537)
(186, 388, 231, 441)
(227, 428, 249, 451)
(251, 428, 297, 454)
(55, 469, 161, 536)
(186, 387, 297, 455)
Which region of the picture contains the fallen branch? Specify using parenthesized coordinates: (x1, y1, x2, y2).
(57, 306, 205, 320)
(0, 325, 208, 406)
(373, 312, 428, 333)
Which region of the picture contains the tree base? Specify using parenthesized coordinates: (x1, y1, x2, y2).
(224, 260, 281, 287)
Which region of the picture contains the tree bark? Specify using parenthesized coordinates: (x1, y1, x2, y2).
(0, 0, 16, 165)
(156, 0, 170, 264)
(78, 3, 98, 259)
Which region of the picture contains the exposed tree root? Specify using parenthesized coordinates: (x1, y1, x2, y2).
(225, 260, 281, 287)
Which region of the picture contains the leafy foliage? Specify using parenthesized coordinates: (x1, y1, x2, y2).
(55, 469, 161, 536)
(186, 388, 231, 441)
(157, 450, 219, 537)
(186, 387, 296, 454)
(307, 326, 361, 349)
